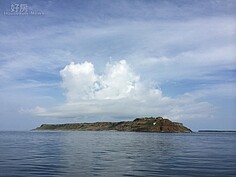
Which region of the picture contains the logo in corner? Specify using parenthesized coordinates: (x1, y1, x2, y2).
(4, 3, 44, 16)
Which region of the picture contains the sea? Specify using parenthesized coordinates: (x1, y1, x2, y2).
(0, 131, 235, 177)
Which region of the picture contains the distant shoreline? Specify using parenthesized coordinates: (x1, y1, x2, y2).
(198, 130, 236, 133)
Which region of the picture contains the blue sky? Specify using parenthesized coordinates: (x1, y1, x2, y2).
(0, 0, 235, 131)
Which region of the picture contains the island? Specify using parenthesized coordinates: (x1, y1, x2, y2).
(34, 117, 192, 133)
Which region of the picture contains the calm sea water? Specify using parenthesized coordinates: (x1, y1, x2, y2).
(0, 131, 235, 177)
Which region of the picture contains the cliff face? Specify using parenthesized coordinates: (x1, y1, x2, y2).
(34, 117, 192, 133)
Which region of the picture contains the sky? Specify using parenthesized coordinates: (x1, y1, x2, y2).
(0, 0, 235, 131)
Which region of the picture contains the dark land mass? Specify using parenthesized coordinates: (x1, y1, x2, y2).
(198, 130, 236, 133)
(34, 117, 192, 133)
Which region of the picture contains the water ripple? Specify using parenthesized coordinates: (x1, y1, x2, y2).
(0, 131, 236, 177)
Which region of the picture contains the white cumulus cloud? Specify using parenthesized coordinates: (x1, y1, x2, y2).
(60, 61, 97, 101)
(32, 60, 214, 120)
(60, 60, 149, 101)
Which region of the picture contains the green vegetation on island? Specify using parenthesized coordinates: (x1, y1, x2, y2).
(34, 117, 192, 133)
